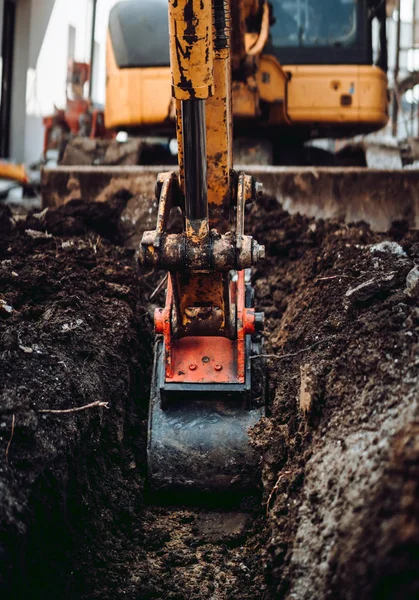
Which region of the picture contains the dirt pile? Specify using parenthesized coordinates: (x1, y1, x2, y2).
(249, 197, 419, 599)
(0, 203, 153, 599)
(0, 196, 418, 599)
(0, 201, 267, 600)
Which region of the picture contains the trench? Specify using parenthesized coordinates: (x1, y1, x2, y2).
(1, 195, 419, 599)
(0, 199, 270, 600)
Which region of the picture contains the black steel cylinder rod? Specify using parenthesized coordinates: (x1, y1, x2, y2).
(181, 99, 208, 222)
(88, 0, 98, 100)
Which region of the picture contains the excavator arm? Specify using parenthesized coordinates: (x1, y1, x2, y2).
(140, 0, 267, 495)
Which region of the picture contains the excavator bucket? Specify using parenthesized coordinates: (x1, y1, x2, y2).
(148, 334, 266, 494)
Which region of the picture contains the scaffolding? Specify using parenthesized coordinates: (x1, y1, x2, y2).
(392, 0, 419, 138)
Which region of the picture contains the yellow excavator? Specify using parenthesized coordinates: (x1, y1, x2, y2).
(39, 1, 390, 492)
(142, 0, 267, 493)
(107, 0, 390, 493)
(105, 0, 388, 165)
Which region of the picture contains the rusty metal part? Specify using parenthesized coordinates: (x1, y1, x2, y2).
(168, 0, 214, 101)
(139, 167, 264, 272)
(155, 270, 256, 382)
(155, 171, 180, 235)
(206, 0, 232, 231)
(236, 172, 255, 245)
(175, 99, 185, 194)
(140, 229, 264, 271)
(171, 337, 240, 384)
(177, 271, 228, 335)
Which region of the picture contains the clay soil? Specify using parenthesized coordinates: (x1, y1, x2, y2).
(0, 195, 418, 599)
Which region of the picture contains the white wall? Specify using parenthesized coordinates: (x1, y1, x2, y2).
(10, 0, 124, 164)
(10, 0, 32, 162)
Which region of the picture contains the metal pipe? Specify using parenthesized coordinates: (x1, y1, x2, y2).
(182, 99, 208, 222)
(0, 0, 16, 158)
(88, 0, 98, 100)
(411, 0, 417, 129)
(392, 0, 401, 137)
(411, 0, 418, 135)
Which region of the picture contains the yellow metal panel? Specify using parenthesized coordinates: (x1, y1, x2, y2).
(257, 54, 290, 124)
(105, 34, 172, 130)
(0, 162, 28, 184)
(258, 54, 288, 104)
(284, 64, 388, 128)
(232, 81, 260, 118)
(206, 47, 231, 229)
(168, 0, 214, 100)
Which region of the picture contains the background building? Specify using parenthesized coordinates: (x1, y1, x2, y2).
(0, 0, 120, 165)
(0, 0, 418, 166)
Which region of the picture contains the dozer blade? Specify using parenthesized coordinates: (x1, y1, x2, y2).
(148, 338, 265, 495)
(42, 166, 419, 238)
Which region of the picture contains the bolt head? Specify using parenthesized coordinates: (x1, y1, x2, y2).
(214, 364, 223, 371)
(189, 363, 197, 371)
(257, 244, 266, 261)
(255, 181, 264, 197)
(255, 312, 265, 332)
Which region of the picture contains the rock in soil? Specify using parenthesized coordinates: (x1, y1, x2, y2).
(0, 196, 418, 599)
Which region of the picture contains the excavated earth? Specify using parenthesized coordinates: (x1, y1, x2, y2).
(0, 193, 418, 599)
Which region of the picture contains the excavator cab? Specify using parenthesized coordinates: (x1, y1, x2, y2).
(105, 0, 173, 134)
(262, 0, 389, 139)
(105, 0, 388, 144)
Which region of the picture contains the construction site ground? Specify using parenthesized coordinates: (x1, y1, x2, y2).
(0, 191, 418, 599)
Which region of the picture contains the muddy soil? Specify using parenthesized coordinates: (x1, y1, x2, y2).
(249, 198, 419, 599)
(0, 201, 267, 600)
(0, 196, 418, 599)
(0, 201, 153, 599)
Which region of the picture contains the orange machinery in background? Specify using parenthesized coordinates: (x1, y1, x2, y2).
(42, 60, 111, 160)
